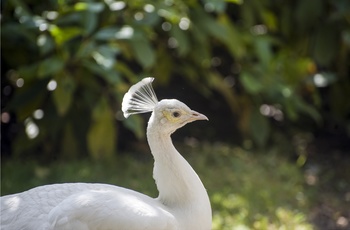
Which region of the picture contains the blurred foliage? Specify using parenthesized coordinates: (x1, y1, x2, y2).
(1, 0, 349, 158)
(1, 144, 314, 229)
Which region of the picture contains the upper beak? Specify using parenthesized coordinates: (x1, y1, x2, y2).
(190, 110, 209, 121)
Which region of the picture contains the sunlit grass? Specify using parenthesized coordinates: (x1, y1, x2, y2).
(1, 143, 312, 229)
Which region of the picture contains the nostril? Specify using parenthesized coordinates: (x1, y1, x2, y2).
(190, 111, 208, 121)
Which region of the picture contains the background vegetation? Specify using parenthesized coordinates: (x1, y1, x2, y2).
(1, 0, 350, 229)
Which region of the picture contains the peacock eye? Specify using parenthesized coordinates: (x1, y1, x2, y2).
(172, 111, 181, 118)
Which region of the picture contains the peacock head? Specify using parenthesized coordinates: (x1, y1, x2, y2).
(122, 78, 208, 133)
(152, 99, 208, 133)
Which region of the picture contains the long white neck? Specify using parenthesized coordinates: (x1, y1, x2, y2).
(146, 114, 212, 227)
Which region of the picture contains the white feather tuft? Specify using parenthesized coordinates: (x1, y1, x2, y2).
(122, 77, 159, 118)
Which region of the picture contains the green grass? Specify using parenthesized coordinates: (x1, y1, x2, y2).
(2, 143, 313, 229)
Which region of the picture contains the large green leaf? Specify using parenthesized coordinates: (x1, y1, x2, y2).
(123, 115, 145, 140)
(192, 8, 228, 42)
(94, 27, 121, 40)
(202, 0, 227, 13)
(17, 63, 40, 80)
(81, 11, 98, 36)
(38, 56, 65, 78)
(250, 109, 270, 147)
(218, 15, 246, 58)
(154, 46, 173, 84)
(7, 79, 49, 121)
(240, 72, 264, 94)
(52, 72, 76, 116)
(37, 34, 55, 55)
(60, 123, 79, 159)
(130, 37, 155, 68)
(82, 59, 120, 84)
(94, 26, 134, 41)
(87, 98, 116, 159)
(170, 25, 190, 56)
(76, 40, 96, 58)
(49, 25, 82, 46)
(92, 45, 119, 70)
(74, 2, 105, 13)
(254, 36, 273, 66)
(295, 98, 322, 124)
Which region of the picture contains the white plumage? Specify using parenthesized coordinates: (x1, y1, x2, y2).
(1, 77, 212, 230)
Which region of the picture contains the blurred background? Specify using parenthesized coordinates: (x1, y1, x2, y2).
(1, 0, 350, 229)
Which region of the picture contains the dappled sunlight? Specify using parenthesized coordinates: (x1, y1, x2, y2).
(24, 118, 39, 139)
(47, 80, 57, 91)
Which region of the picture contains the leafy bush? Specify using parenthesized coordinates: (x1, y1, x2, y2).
(1, 0, 349, 159)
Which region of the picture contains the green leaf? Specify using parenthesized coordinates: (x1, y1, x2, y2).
(49, 25, 82, 46)
(82, 60, 120, 84)
(74, 2, 105, 13)
(115, 62, 138, 81)
(61, 123, 79, 159)
(87, 98, 116, 159)
(157, 7, 182, 23)
(218, 15, 246, 58)
(1, 23, 37, 44)
(123, 115, 145, 140)
(92, 45, 119, 70)
(202, 0, 227, 13)
(38, 56, 65, 78)
(225, 0, 243, 4)
(55, 12, 81, 26)
(295, 99, 322, 124)
(82, 11, 98, 36)
(135, 11, 160, 26)
(7, 79, 48, 121)
(170, 26, 190, 56)
(250, 109, 270, 147)
(52, 73, 76, 116)
(94, 26, 134, 41)
(37, 34, 55, 55)
(193, 8, 228, 42)
(94, 27, 120, 40)
(284, 99, 299, 121)
(241, 72, 263, 94)
(254, 36, 272, 66)
(76, 40, 96, 59)
(130, 37, 155, 68)
(154, 46, 172, 84)
(261, 10, 277, 31)
(18, 63, 40, 80)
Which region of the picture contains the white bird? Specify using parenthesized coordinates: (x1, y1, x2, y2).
(1, 77, 212, 230)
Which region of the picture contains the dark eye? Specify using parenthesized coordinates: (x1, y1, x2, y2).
(172, 111, 181, 118)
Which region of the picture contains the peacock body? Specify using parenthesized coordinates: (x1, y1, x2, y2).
(1, 78, 212, 230)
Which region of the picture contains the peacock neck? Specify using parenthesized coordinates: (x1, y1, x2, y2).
(146, 113, 212, 229)
(146, 120, 209, 208)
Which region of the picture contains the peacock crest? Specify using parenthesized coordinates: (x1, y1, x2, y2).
(122, 77, 159, 118)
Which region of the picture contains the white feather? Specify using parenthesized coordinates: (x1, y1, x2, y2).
(122, 77, 158, 118)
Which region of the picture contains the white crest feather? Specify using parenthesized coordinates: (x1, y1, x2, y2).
(122, 77, 159, 118)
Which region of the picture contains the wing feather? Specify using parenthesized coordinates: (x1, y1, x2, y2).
(1, 183, 177, 230)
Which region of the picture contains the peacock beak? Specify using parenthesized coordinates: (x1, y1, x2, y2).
(190, 110, 209, 121)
